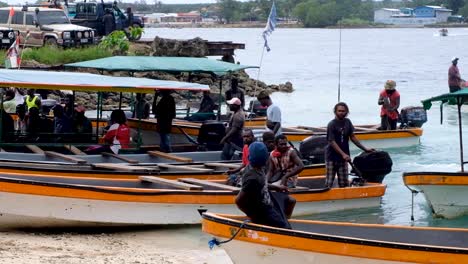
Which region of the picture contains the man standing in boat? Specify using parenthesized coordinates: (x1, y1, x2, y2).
(225, 79, 245, 109)
(378, 80, 400, 130)
(325, 102, 374, 188)
(24, 89, 41, 112)
(155, 90, 175, 153)
(448, 57, 462, 93)
(227, 129, 255, 186)
(257, 91, 282, 136)
(220, 97, 244, 160)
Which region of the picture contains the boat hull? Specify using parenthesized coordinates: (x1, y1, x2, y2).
(202, 213, 468, 264)
(403, 172, 468, 219)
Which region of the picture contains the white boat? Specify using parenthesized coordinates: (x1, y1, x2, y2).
(0, 174, 385, 228)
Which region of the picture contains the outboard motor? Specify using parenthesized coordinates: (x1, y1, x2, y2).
(248, 100, 267, 117)
(41, 99, 58, 114)
(299, 135, 327, 164)
(197, 121, 226, 151)
(399, 106, 427, 128)
(352, 151, 393, 183)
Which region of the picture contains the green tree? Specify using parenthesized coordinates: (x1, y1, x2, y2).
(445, 0, 465, 13)
(217, 0, 240, 23)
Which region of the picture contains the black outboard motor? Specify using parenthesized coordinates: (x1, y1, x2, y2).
(399, 106, 427, 128)
(352, 151, 393, 183)
(299, 135, 327, 164)
(248, 100, 267, 117)
(197, 121, 226, 151)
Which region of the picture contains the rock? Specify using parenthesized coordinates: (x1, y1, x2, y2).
(129, 43, 153, 56)
(151, 37, 209, 57)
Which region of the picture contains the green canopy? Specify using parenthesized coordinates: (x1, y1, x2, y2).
(65, 56, 258, 76)
(422, 89, 468, 110)
(422, 89, 468, 171)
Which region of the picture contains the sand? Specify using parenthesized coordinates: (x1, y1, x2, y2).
(0, 226, 232, 264)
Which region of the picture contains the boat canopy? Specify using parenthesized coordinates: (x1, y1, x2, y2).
(422, 89, 468, 110)
(0, 69, 209, 93)
(64, 56, 258, 76)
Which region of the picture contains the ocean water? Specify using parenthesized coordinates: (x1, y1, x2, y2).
(143, 27, 468, 228)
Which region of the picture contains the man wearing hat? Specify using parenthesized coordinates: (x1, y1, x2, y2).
(449, 57, 462, 93)
(220, 97, 245, 160)
(378, 80, 400, 130)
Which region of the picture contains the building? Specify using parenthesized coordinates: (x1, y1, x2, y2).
(374, 6, 452, 25)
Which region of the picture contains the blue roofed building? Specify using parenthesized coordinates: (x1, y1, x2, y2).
(374, 5, 452, 25)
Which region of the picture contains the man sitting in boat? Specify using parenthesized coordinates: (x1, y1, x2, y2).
(449, 57, 462, 93)
(227, 129, 256, 186)
(378, 80, 400, 130)
(262, 131, 276, 152)
(52, 104, 72, 142)
(266, 134, 304, 189)
(235, 142, 291, 229)
(221, 97, 244, 160)
(72, 105, 93, 143)
(86, 110, 130, 154)
(326, 102, 374, 188)
(257, 91, 282, 136)
(187, 91, 216, 121)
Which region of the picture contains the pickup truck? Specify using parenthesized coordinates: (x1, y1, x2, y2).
(71, 2, 144, 39)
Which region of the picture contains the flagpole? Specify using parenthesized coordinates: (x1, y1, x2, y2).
(249, 45, 266, 115)
(18, 32, 30, 70)
(337, 20, 342, 102)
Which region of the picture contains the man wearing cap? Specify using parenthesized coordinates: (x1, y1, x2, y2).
(220, 97, 245, 160)
(449, 57, 462, 93)
(378, 80, 400, 130)
(257, 91, 282, 136)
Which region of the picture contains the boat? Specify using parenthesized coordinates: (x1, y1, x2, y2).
(202, 212, 468, 263)
(403, 89, 468, 219)
(0, 174, 385, 228)
(403, 172, 468, 219)
(439, 28, 448, 37)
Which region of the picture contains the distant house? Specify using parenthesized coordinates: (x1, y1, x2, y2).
(374, 5, 452, 25)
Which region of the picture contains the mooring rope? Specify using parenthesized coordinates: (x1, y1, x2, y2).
(208, 219, 251, 250)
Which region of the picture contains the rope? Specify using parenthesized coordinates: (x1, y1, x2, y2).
(405, 185, 419, 223)
(208, 219, 250, 250)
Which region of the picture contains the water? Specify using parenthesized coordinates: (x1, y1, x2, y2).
(142, 27, 468, 228)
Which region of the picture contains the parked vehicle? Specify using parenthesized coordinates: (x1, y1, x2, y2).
(0, 6, 96, 47)
(71, 2, 144, 39)
(0, 27, 18, 49)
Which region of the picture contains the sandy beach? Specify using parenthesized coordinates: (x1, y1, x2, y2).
(0, 226, 232, 264)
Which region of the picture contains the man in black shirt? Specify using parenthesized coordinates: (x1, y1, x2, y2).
(225, 78, 245, 109)
(155, 90, 176, 153)
(325, 102, 374, 188)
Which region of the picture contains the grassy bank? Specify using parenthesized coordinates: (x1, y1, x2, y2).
(0, 46, 112, 66)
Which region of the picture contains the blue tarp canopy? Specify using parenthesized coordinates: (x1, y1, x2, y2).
(0, 69, 209, 93)
(65, 56, 258, 76)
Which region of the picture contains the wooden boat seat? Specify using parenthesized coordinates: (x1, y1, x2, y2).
(102, 152, 139, 164)
(44, 151, 87, 164)
(64, 145, 86, 155)
(290, 185, 309, 191)
(91, 163, 159, 172)
(147, 151, 193, 163)
(157, 164, 214, 172)
(139, 176, 203, 190)
(179, 178, 240, 191)
(26, 145, 44, 154)
(204, 162, 241, 169)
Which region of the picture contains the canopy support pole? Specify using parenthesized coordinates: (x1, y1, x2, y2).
(457, 97, 465, 172)
(217, 77, 223, 121)
(0, 90, 4, 146)
(119, 92, 123, 110)
(95, 92, 102, 143)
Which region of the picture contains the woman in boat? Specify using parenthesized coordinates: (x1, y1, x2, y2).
(235, 142, 291, 229)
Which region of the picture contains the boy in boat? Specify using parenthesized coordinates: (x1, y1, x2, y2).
(378, 80, 400, 130)
(257, 91, 282, 136)
(227, 129, 255, 186)
(235, 142, 291, 229)
(325, 102, 374, 188)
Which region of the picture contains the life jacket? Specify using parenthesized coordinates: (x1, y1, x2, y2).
(25, 95, 39, 111)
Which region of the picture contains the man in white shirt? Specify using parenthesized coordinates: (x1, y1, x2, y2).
(257, 91, 282, 135)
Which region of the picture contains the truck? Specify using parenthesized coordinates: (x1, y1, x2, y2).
(71, 1, 144, 39)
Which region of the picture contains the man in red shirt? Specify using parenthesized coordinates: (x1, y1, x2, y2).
(378, 80, 400, 130)
(227, 129, 255, 186)
(449, 57, 462, 93)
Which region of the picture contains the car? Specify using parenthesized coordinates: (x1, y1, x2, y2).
(0, 27, 18, 49)
(71, 1, 144, 39)
(0, 6, 96, 47)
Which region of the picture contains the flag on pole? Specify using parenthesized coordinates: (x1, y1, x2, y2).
(262, 1, 277, 52)
(5, 36, 21, 69)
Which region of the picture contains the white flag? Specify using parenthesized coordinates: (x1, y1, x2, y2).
(262, 2, 277, 52)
